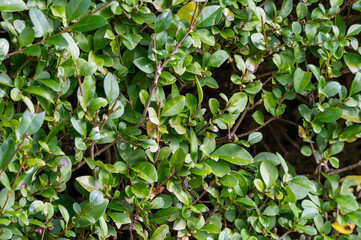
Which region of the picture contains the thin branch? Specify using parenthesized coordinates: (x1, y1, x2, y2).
(326, 160, 361, 175)
(279, 230, 293, 240)
(73, 59, 84, 98)
(237, 116, 276, 138)
(90, 0, 115, 15)
(228, 102, 251, 139)
(0, 133, 28, 179)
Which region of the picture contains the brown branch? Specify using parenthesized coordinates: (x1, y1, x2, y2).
(73, 59, 84, 98)
(90, 0, 115, 15)
(326, 160, 361, 175)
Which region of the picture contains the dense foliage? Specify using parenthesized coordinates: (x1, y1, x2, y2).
(1, 0, 361, 239)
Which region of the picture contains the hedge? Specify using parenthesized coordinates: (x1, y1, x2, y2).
(1, 0, 361, 239)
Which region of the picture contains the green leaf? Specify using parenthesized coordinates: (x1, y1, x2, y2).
(151, 207, 181, 225)
(87, 97, 108, 111)
(208, 50, 229, 68)
(45, 35, 68, 47)
(296, 225, 317, 235)
(341, 124, 361, 138)
(15, 111, 45, 140)
(260, 161, 278, 188)
(0, 72, 14, 87)
(0, 0, 26, 12)
(151, 225, 169, 240)
(0, 138, 16, 170)
(154, 9, 172, 33)
(29, 7, 49, 37)
(196, 6, 222, 28)
(104, 73, 119, 104)
(323, 81, 341, 97)
(347, 211, 361, 227)
(121, 33, 143, 50)
(132, 162, 158, 183)
(0, 38, 9, 57)
(350, 72, 361, 95)
(89, 190, 104, 205)
(70, 117, 87, 136)
(134, 57, 155, 73)
(0, 228, 12, 239)
(252, 110, 264, 125)
(210, 143, 253, 165)
(280, 0, 293, 18)
(219, 174, 239, 188)
(205, 159, 230, 177)
(24, 86, 56, 103)
(19, 27, 34, 47)
(313, 107, 343, 123)
(76, 176, 103, 192)
(66, 0, 91, 23)
(336, 195, 358, 211)
(72, 16, 108, 32)
(161, 95, 185, 117)
(296, 2, 307, 19)
(347, 24, 361, 36)
(169, 147, 186, 171)
(294, 68, 312, 93)
(251, 33, 266, 50)
(108, 212, 131, 228)
(345, 52, 361, 74)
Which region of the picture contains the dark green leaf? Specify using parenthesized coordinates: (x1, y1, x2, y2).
(132, 162, 158, 183)
(15, 111, 45, 140)
(313, 107, 343, 123)
(72, 16, 108, 32)
(66, 0, 90, 22)
(134, 57, 155, 73)
(294, 68, 312, 93)
(344, 53, 361, 74)
(210, 144, 253, 165)
(260, 161, 278, 188)
(161, 95, 185, 117)
(208, 50, 229, 68)
(76, 176, 103, 192)
(154, 9, 172, 33)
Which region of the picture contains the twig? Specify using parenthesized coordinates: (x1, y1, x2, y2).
(237, 116, 276, 138)
(73, 59, 84, 98)
(326, 160, 361, 175)
(228, 103, 251, 139)
(90, 0, 115, 15)
(261, 16, 268, 50)
(228, 99, 263, 139)
(136, 0, 208, 127)
(279, 230, 293, 240)
(0, 133, 28, 179)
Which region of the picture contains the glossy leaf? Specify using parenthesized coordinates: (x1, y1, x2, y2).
(210, 144, 253, 165)
(66, 0, 91, 22)
(161, 95, 185, 117)
(72, 16, 108, 32)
